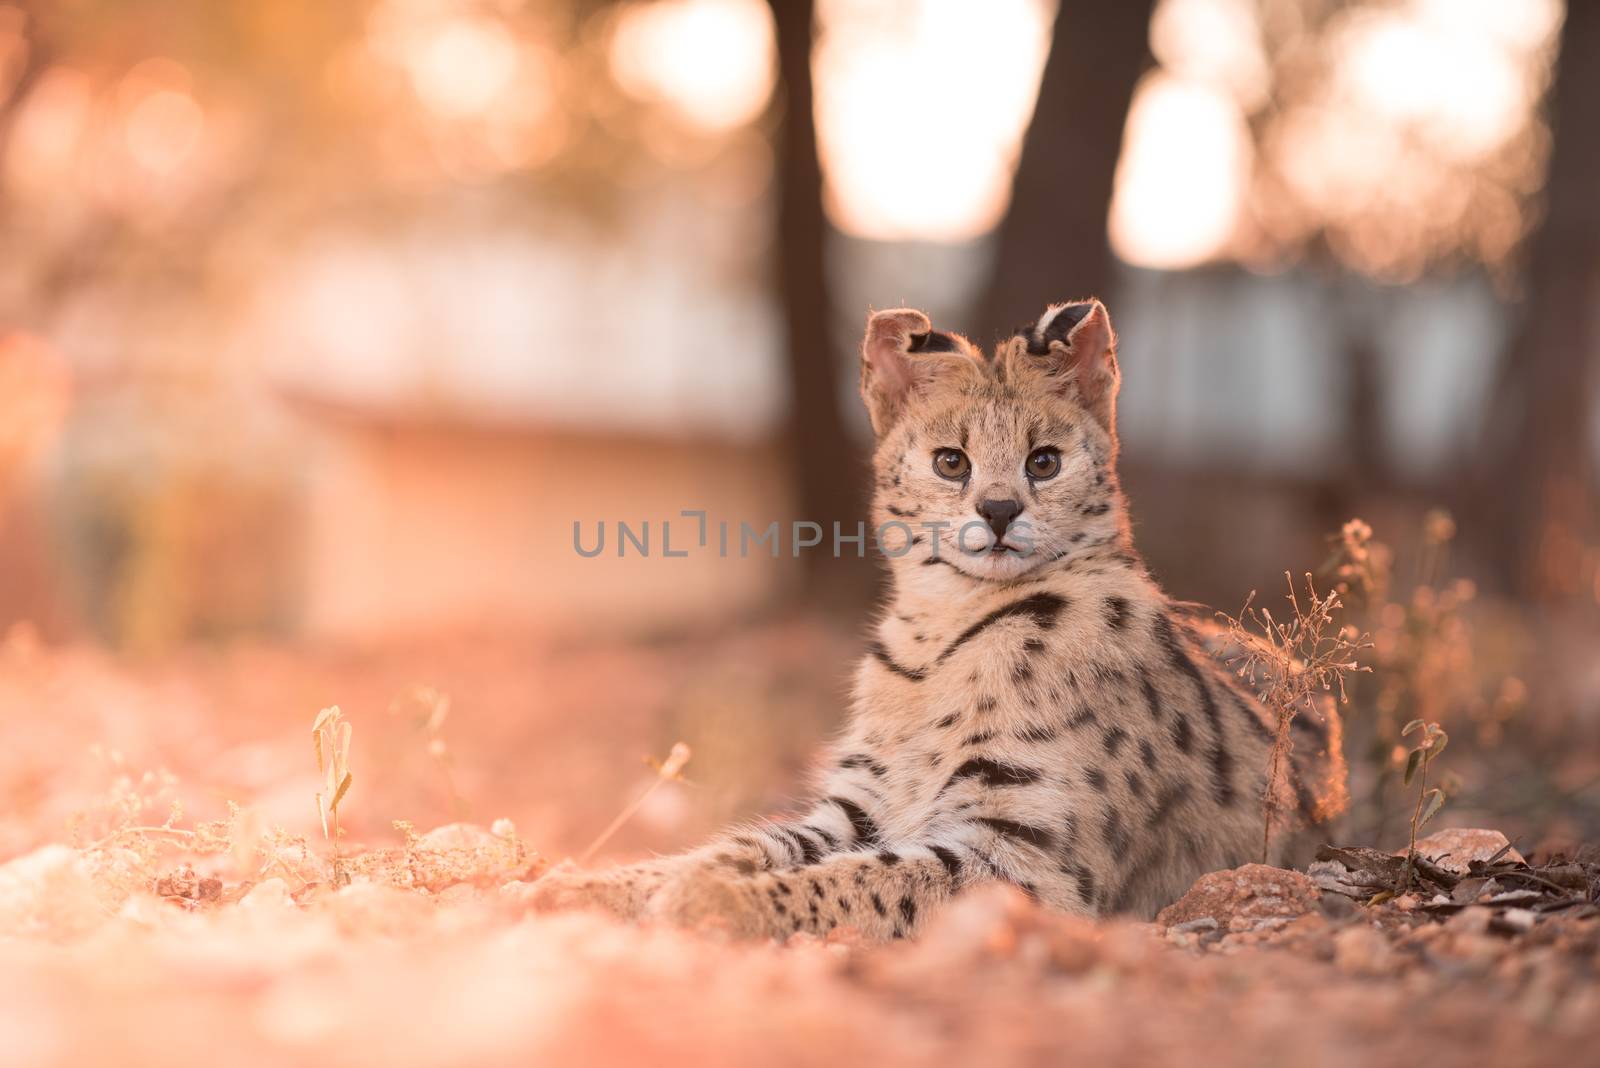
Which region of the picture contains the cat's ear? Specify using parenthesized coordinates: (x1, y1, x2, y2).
(1016, 299, 1119, 432)
(859, 308, 980, 435)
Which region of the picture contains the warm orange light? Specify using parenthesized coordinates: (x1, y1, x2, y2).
(407, 16, 520, 119)
(124, 88, 204, 174)
(1110, 73, 1249, 270)
(814, 0, 1052, 242)
(608, 0, 775, 132)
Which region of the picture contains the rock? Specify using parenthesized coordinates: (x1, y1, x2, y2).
(1402, 829, 1524, 874)
(1158, 864, 1321, 933)
(240, 878, 291, 910)
(0, 844, 106, 939)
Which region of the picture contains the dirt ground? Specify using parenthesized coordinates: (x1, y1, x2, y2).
(1, 622, 1597, 1067)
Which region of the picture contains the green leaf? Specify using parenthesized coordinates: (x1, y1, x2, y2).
(1403, 747, 1422, 785)
(332, 771, 353, 809)
(1402, 719, 1426, 737)
(1428, 731, 1449, 759)
(1418, 788, 1446, 830)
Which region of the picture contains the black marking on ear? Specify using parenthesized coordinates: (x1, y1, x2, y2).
(1023, 302, 1094, 355)
(907, 330, 960, 354)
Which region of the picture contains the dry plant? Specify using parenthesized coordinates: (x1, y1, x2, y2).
(1399, 718, 1449, 887)
(1325, 511, 1518, 842)
(1221, 564, 1371, 863)
(391, 684, 468, 816)
(579, 742, 693, 864)
(313, 705, 353, 879)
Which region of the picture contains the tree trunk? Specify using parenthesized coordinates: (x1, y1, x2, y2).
(1479, 2, 1600, 601)
(974, 0, 1156, 343)
(766, 0, 869, 604)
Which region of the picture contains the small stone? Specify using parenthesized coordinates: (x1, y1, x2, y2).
(240, 878, 291, 910)
(1158, 864, 1320, 933)
(1445, 906, 1492, 935)
(1403, 829, 1524, 875)
(1493, 907, 1537, 934)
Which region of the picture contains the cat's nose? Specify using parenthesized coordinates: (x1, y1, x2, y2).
(976, 498, 1023, 540)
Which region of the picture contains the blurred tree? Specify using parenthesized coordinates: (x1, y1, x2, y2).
(767, 0, 867, 602)
(975, 0, 1156, 342)
(1478, 1, 1599, 601)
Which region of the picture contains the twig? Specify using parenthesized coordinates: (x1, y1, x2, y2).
(578, 743, 692, 865)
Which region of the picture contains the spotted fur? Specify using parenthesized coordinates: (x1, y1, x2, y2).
(521, 299, 1347, 939)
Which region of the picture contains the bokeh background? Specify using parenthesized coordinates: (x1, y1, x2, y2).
(0, 0, 1596, 864)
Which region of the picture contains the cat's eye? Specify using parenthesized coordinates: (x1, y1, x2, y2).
(932, 448, 970, 480)
(1026, 447, 1061, 480)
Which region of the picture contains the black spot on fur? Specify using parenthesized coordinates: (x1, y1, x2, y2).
(1016, 722, 1059, 744)
(976, 817, 1055, 851)
(1139, 738, 1157, 769)
(1125, 769, 1145, 799)
(930, 845, 963, 880)
(1064, 862, 1096, 904)
(938, 593, 1068, 663)
(783, 827, 823, 865)
(943, 757, 1042, 791)
(807, 826, 839, 850)
(899, 894, 917, 927)
(1086, 767, 1108, 792)
(1012, 661, 1034, 683)
(870, 892, 887, 917)
(827, 796, 880, 845)
(935, 712, 960, 729)
(1103, 727, 1128, 756)
(868, 641, 926, 682)
(877, 850, 901, 867)
(1080, 501, 1111, 517)
(1104, 596, 1131, 629)
(1207, 741, 1236, 806)
(838, 753, 889, 777)
(1067, 706, 1099, 730)
(1148, 781, 1192, 827)
(1022, 637, 1047, 654)
(963, 729, 997, 747)
(1171, 711, 1194, 753)
(1102, 809, 1130, 854)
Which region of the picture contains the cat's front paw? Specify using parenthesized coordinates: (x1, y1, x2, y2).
(507, 861, 655, 920)
(646, 870, 773, 939)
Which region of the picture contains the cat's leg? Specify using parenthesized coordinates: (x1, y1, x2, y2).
(517, 766, 891, 920)
(646, 838, 984, 941)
